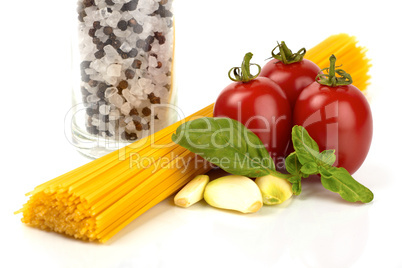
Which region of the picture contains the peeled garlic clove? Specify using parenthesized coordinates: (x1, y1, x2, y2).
(255, 175, 293, 205)
(204, 175, 263, 213)
(174, 175, 210, 208)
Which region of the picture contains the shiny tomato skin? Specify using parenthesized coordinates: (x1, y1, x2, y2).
(213, 77, 292, 167)
(293, 82, 373, 175)
(260, 59, 321, 108)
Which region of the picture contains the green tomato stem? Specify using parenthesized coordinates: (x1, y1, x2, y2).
(228, 52, 261, 83)
(271, 41, 306, 64)
(316, 54, 353, 87)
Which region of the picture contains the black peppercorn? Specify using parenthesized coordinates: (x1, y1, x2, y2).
(94, 50, 105, 59)
(96, 88, 106, 99)
(159, 36, 166, 45)
(128, 18, 137, 27)
(121, 0, 138, 12)
(109, 33, 117, 40)
(142, 107, 151, 116)
(103, 26, 113, 35)
(145, 35, 155, 44)
(116, 87, 123, 95)
(127, 48, 138, 58)
(148, 93, 161, 104)
(80, 61, 91, 70)
(129, 108, 139, 116)
(97, 83, 108, 98)
(98, 82, 109, 92)
(86, 108, 96, 116)
(111, 39, 121, 49)
(122, 131, 138, 141)
(104, 39, 112, 46)
(92, 37, 101, 45)
(134, 120, 143, 131)
(143, 43, 152, 52)
(133, 24, 143, 34)
(155, 4, 173, 18)
(120, 52, 129, 59)
(83, 0, 94, 8)
(88, 80, 98, 87)
(132, 59, 142, 69)
(118, 80, 129, 90)
(117, 20, 128, 31)
(88, 28, 96, 37)
(78, 11, 86, 22)
(125, 69, 135, 79)
(154, 32, 166, 45)
(96, 42, 105, 50)
(93, 21, 102, 29)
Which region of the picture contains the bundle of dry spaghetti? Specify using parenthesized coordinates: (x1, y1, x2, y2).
(16, 105, 214, 243)
(16, 34, 371, 243)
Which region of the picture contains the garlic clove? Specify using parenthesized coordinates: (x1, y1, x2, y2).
(174, 175, 210, 208)
(203, 175, 263, 213)
(255, 175, 293, 205)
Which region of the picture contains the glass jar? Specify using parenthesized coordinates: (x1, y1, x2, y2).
(70, 0, 177, 158)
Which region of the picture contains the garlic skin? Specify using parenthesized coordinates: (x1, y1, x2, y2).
(203, 175, 263, 213)
(174, 175, 210, 208)
(255, 175, 293, 205)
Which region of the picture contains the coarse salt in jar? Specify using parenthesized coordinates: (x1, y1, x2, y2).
(69, 0, 176, 158)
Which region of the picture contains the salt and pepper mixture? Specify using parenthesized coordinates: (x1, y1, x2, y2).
(76, 0, 175, 143)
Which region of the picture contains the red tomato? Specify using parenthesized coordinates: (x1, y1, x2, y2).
(259, 42, 321, 109)
(260, 59, 321, 109)
(214, 77, 292, 169)
(293, 82, 373, 174)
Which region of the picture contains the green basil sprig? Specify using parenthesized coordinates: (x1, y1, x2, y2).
(289, 126, 374, 203)
(172, 117, 374, 203)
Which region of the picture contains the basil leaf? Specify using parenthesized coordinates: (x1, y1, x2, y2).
(291, 125, 320, 165)
(285, 152, 300, 175)
(319, 150, 336, 166)
(292, 126, 374, 203)
(172, 117, 275, 177)
(320, 166, 374, 203)
(300, 162, 319, 175)
(285, 152, 303, 195)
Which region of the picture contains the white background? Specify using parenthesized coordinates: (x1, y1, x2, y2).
(1, 0, 401, 267)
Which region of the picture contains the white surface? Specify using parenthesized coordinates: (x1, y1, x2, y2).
(1, 0, 401, 267)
